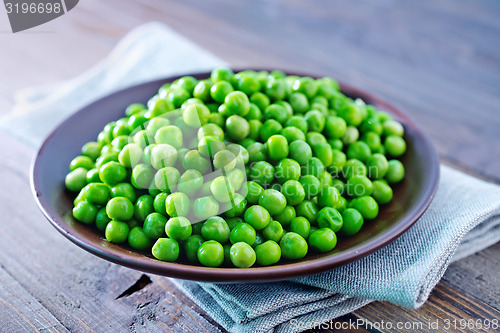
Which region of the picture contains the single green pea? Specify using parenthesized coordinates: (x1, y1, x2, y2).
(360, 117, 383, 135)
(211, 67, 234, 82)
(184, 235, 204, 263)
(197, 240, 224, 267)
(182, 150, 211, 174)
(343, 159, 368, 179)
(342, 126, 359, 144)
(275, 158, 301, 184)
(192, 196, 220, 221)
(165, 192, 190, 217)
(177, 169, 204, 196)
(366, 153, 389, 180)
(306, 132, 327, 147)
(265, 135, 288, 161)
(290, 216, 311, 239)
(201, 216, 230, 243)
(198, 123, 224, 141)
(383, 120, 404, 137)
(248, 119, 263, 141)
(230, 222, 257, 245)
(280, 232, 308, 260)
(385, 160, 405, 184)
(244, 205, 272, 230)
(106, 197, 134, 221)
(247, 142, 268, 163)
(165, 88, 190, 109)
(131, 164, 154, 189)
(313, 143, 333, 167)
(264, 104, 288, 124)
(65, 167, 88, 192)
(302, 157, 324, 178)
(133, 195, 154, 222)
(265, 78, 286, 101)
(193, 80, 213, 101)
(280, 126, 306, 143)
(154, 167, 180, 193)
(281, 180, 305, 206)
(224, 91, 250, 116)
(175, 76, 198, 94)
(99, 161, 127, 186)
(165, 216, 192, 241)
(95, 207, 111, 231)
(250, 92, 270, 112)
(125, 103, 146, 117)
(105, 220, 130, 243)
(289, 92, 309, 113)
(153, 192, 168, 215)
(128, 227, 153, 251)
(111, 135, 129, 153)
(298, 175, 321, 200)
(295, 200, 319, 224)
(339, 208, 364, 236)
(77, 183, 110, 205)
(324, 116, 347, 139)
(224, 193, 247, 218)
(317, 207, 343, 232)
(213, 150, 237, 171)
(81, 142, 101, 161)
(347, 141, 372, 162)
(285, 116, 308, 134)
(249, 161, 275, 186)
(255, 240, 281, 266)
(350, 195, 379, 220)
(143, 212, 168, 239)
(86, 168, 101, 184)
(225, 115, 250, 142)
(110, 182, 136, 203)
(245, 181, 264, 204)
(273, 205, 296, 227)
(384, 135, 407, 157)
(288, 140, 312, 166)
(372, 180, 393, 204)
(262, 220, 284, 242)
(305, 110, 326, 132)
(339, 103, 363, 126)
(182, 104, 210, 128)
(308, 228, 337, 252)
(259, 119, 283, 142)
(237, 75, 261, 95)
(154, 125, 183, 149)
(147, 97, 174, 118)
(70, 155, 94, 171)
(361, 131, 382, 151)
(73, 200, 98, 224)
(291, 77, 318, 98)
(346, 176, 374, 198)
(95, 151, 119, 169)
(152, 238, 179, 262)
(229, 242, 256, 268)
(258, 189, 287, 216)
(210, 81, 234, 103)
(328, 139, 344, 151)
(150, 144, 178, 170)
(210, 176, 235, 203)
(317, 186, 342, 209)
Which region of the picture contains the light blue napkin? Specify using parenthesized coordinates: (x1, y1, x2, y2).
(3, 23, 500, 333)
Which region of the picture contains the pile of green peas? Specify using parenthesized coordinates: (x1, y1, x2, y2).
(66, 68, 406, 268)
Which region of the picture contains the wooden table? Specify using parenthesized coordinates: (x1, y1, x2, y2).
(1, 1, 499, 332)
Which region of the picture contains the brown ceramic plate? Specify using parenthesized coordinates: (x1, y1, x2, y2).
(32, 70, 439, 283)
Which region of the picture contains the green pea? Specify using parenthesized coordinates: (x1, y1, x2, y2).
(259, 119, 283, 142)
(177, 169, 204, 196)
(154, 167, 180, 193)
(249, 161, 275, 186)
(99, 161, 127, 186)
(154, 125, 183, 149)
(70, 155, 94, 171)
(258, 189, 287, 216)
(295, 200, 319, 224)
(372, 180, 393, 204)
(184, 235, 204, 263)
(291, 77, 318, 98)
(237, 75, 261, 95)
(110, 182, 136, 203)
(165, 216, 192, 241)
(197, 240, 224, 267)
(306, 132, 327, 147)
(255, 240, 281, 266)
(250, 92, 270, 112)
(228, 242, 255, 268)
(317, 207, 343, 232)
(210, 176, 235, 203)
(153, 192, 168, 215)
(86, 168, 101, 184)
(264, 104, 288, 124)
(346, 176, 373, 198)
(95, 207, 111, 231)
(133, 195, 154, 222)
(230, 222, 256, 245)
(285, 116, 308, 134)
(383, 120, 404, 137)
(361, 131, 382, 151)
(165, 192, 190, 217)
(200, 216, 230, 243)
(81, 142, 101, 161)
(106, 197, 134, 221)
(262, 220, 284, 242)
(105, 220, 130, 243)
(73, 200, 98, 224)
(193, 80, 213, 101)
(343, 126, 359, 144)
(328, 139, 344, 151)
(265, 78, 286, 101)
(182, 150, 211, 174)
(290, 217, 311, 239)
(360, 118, 383, 135)
(245, 181, 264, 204)
(211, 67, 234, 82)
(275, 158, 301, 184)
(313, 143, 333, 167)
(302, 157, 324, 178)
(280, 232, 308, 260)
(152, 238, 179, 262)
(298, 175, 321, 200)
(247, 142, 267, 163)
(131, 164, 154, 189)
(281, 126, 306, 143)
(65, 167, 88, 192)
(281, 180, 305, 206)
(305, 110, 326, 132)
(225, 115, 250, 142)
(244, 205, 272, 230)
(289, 140, 312, 166)
(343, 159, 367, 179)
(166, 88, 190, 109)
(224, 91, 250, 116)
(366, 153, 389, 180)
(347, 141, 371, 162)
(308, 228, 337, 252)
(210, 81, 234, 103)
(274, 205, 296, 227)
(182, 104, 210, 128)
(192, 196, 219, 221)
(143, 212, 167, 239)
(150, 144, 178, 170)
(385, 160, 405, 184)
(213, 150, 237, 171)
(175, 76, 198, 94)
(289, 92, 309, 113)
(198, 123, 224, 141)
(350, 196, 379, 220)
(78, 183, 110, 205)
(384, 135, 406, 157)
(126, 103, 146, 117)
(339, 208, 364, 236)
(128, 227, 153, 251)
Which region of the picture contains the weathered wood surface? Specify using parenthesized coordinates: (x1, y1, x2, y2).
(0, 0, 499, 332)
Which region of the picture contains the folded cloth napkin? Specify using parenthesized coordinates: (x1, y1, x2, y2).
(3, 22, 500, 333)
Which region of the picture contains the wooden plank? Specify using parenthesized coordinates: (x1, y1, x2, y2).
(0, 132, 218, 332)
(351, 282, 500, 333)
